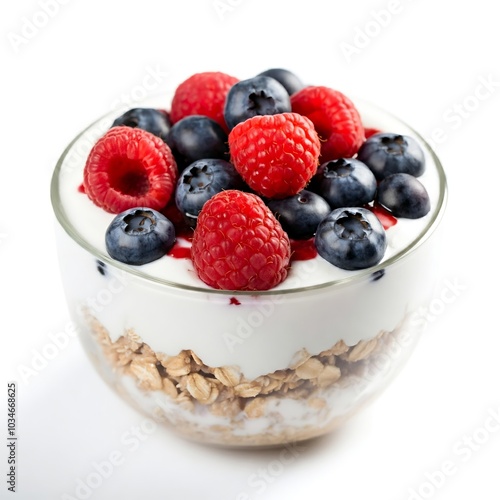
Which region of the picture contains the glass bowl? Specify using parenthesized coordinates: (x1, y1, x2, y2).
(51, 96, 447, 447)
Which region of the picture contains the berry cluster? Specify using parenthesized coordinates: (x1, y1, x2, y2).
(81, 68, 431, 290)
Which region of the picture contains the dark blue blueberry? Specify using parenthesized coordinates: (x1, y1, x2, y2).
(175, 159, 244, 228)
(377, 173, 431, 219)
(257, 68, 305, 95)
(105, 208, 175, 265)
(315, 207, 387, 270)
(314, 158, 377, 209)
(357, 133, 425, 180)
(96, 260, 107, 276)
(111, 108, 170, 142)
(166, 115, 229, 171)
(266, 190, 331, 240)
(224, 75, 291, 130)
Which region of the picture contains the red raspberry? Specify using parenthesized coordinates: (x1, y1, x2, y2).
(191, 190, 291, 291)
(291, 86, 365, 160)
(83, 126, 177, 213)
(170, 71, 239, 132)
(228, 113, 321, 199)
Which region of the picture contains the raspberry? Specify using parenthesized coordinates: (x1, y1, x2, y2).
(291, 86, 365, 161)
(170, 72, 239, 132)
(228, 113, 321, 199)
(83, 126, 177, 213)
(191, 190, 291, 291)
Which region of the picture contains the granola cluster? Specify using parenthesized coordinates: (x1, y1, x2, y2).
(84, 311, 407, 445)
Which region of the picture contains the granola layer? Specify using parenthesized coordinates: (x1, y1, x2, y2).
(83, 311, 416, 446)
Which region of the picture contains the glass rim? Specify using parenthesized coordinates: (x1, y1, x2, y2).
(50, 98, 448, 296)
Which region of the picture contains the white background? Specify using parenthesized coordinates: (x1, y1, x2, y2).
(1, 1, 499, 499)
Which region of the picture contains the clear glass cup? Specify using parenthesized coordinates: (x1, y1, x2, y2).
(51, 98, 447, 447)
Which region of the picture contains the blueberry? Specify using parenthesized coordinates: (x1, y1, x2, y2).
(111, 108, 170, 142)
(105, 208, 175, 265)
(257, 68, 305, 95)
(313, 158, 377, 209)
(166, 115, 229, 170)
(357, 133, 425, 180)
(315, 207, 387, 270)
(175, 159, 244, 228)
(224, 75, 291, 130)
(377, 173, 431, 219)
(266, 190, 331, 240)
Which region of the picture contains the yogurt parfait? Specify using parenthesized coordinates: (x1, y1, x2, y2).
(51, 69, 447, 446)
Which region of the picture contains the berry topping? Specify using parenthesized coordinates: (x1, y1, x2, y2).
(170, 71, 239, 132)
(228, 113, 321, 199)
(364, 127, 382, 139)
(166, 115, 229, 170)
(224, 75, 292, 130)
(313, 158, 377, 209)
(76, 67, 436, 285)
(257, 68, 305, 95)
(83, 126, 178, 213)
(266, 190, 331, 240)
(365, 202, 398, 230)
(315, 207, 387, 270)
(376, 173, 431, 219)
(290, 86, 365, 160)
(357, 132, 425, 180)
(175, 159, 244, 228)
(105, 207, 176, 265)
(290, 238, 318, 261)
(111, 108, 170, 142)
(160, 196, 189, 233)
(191, 190, 291, 291)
